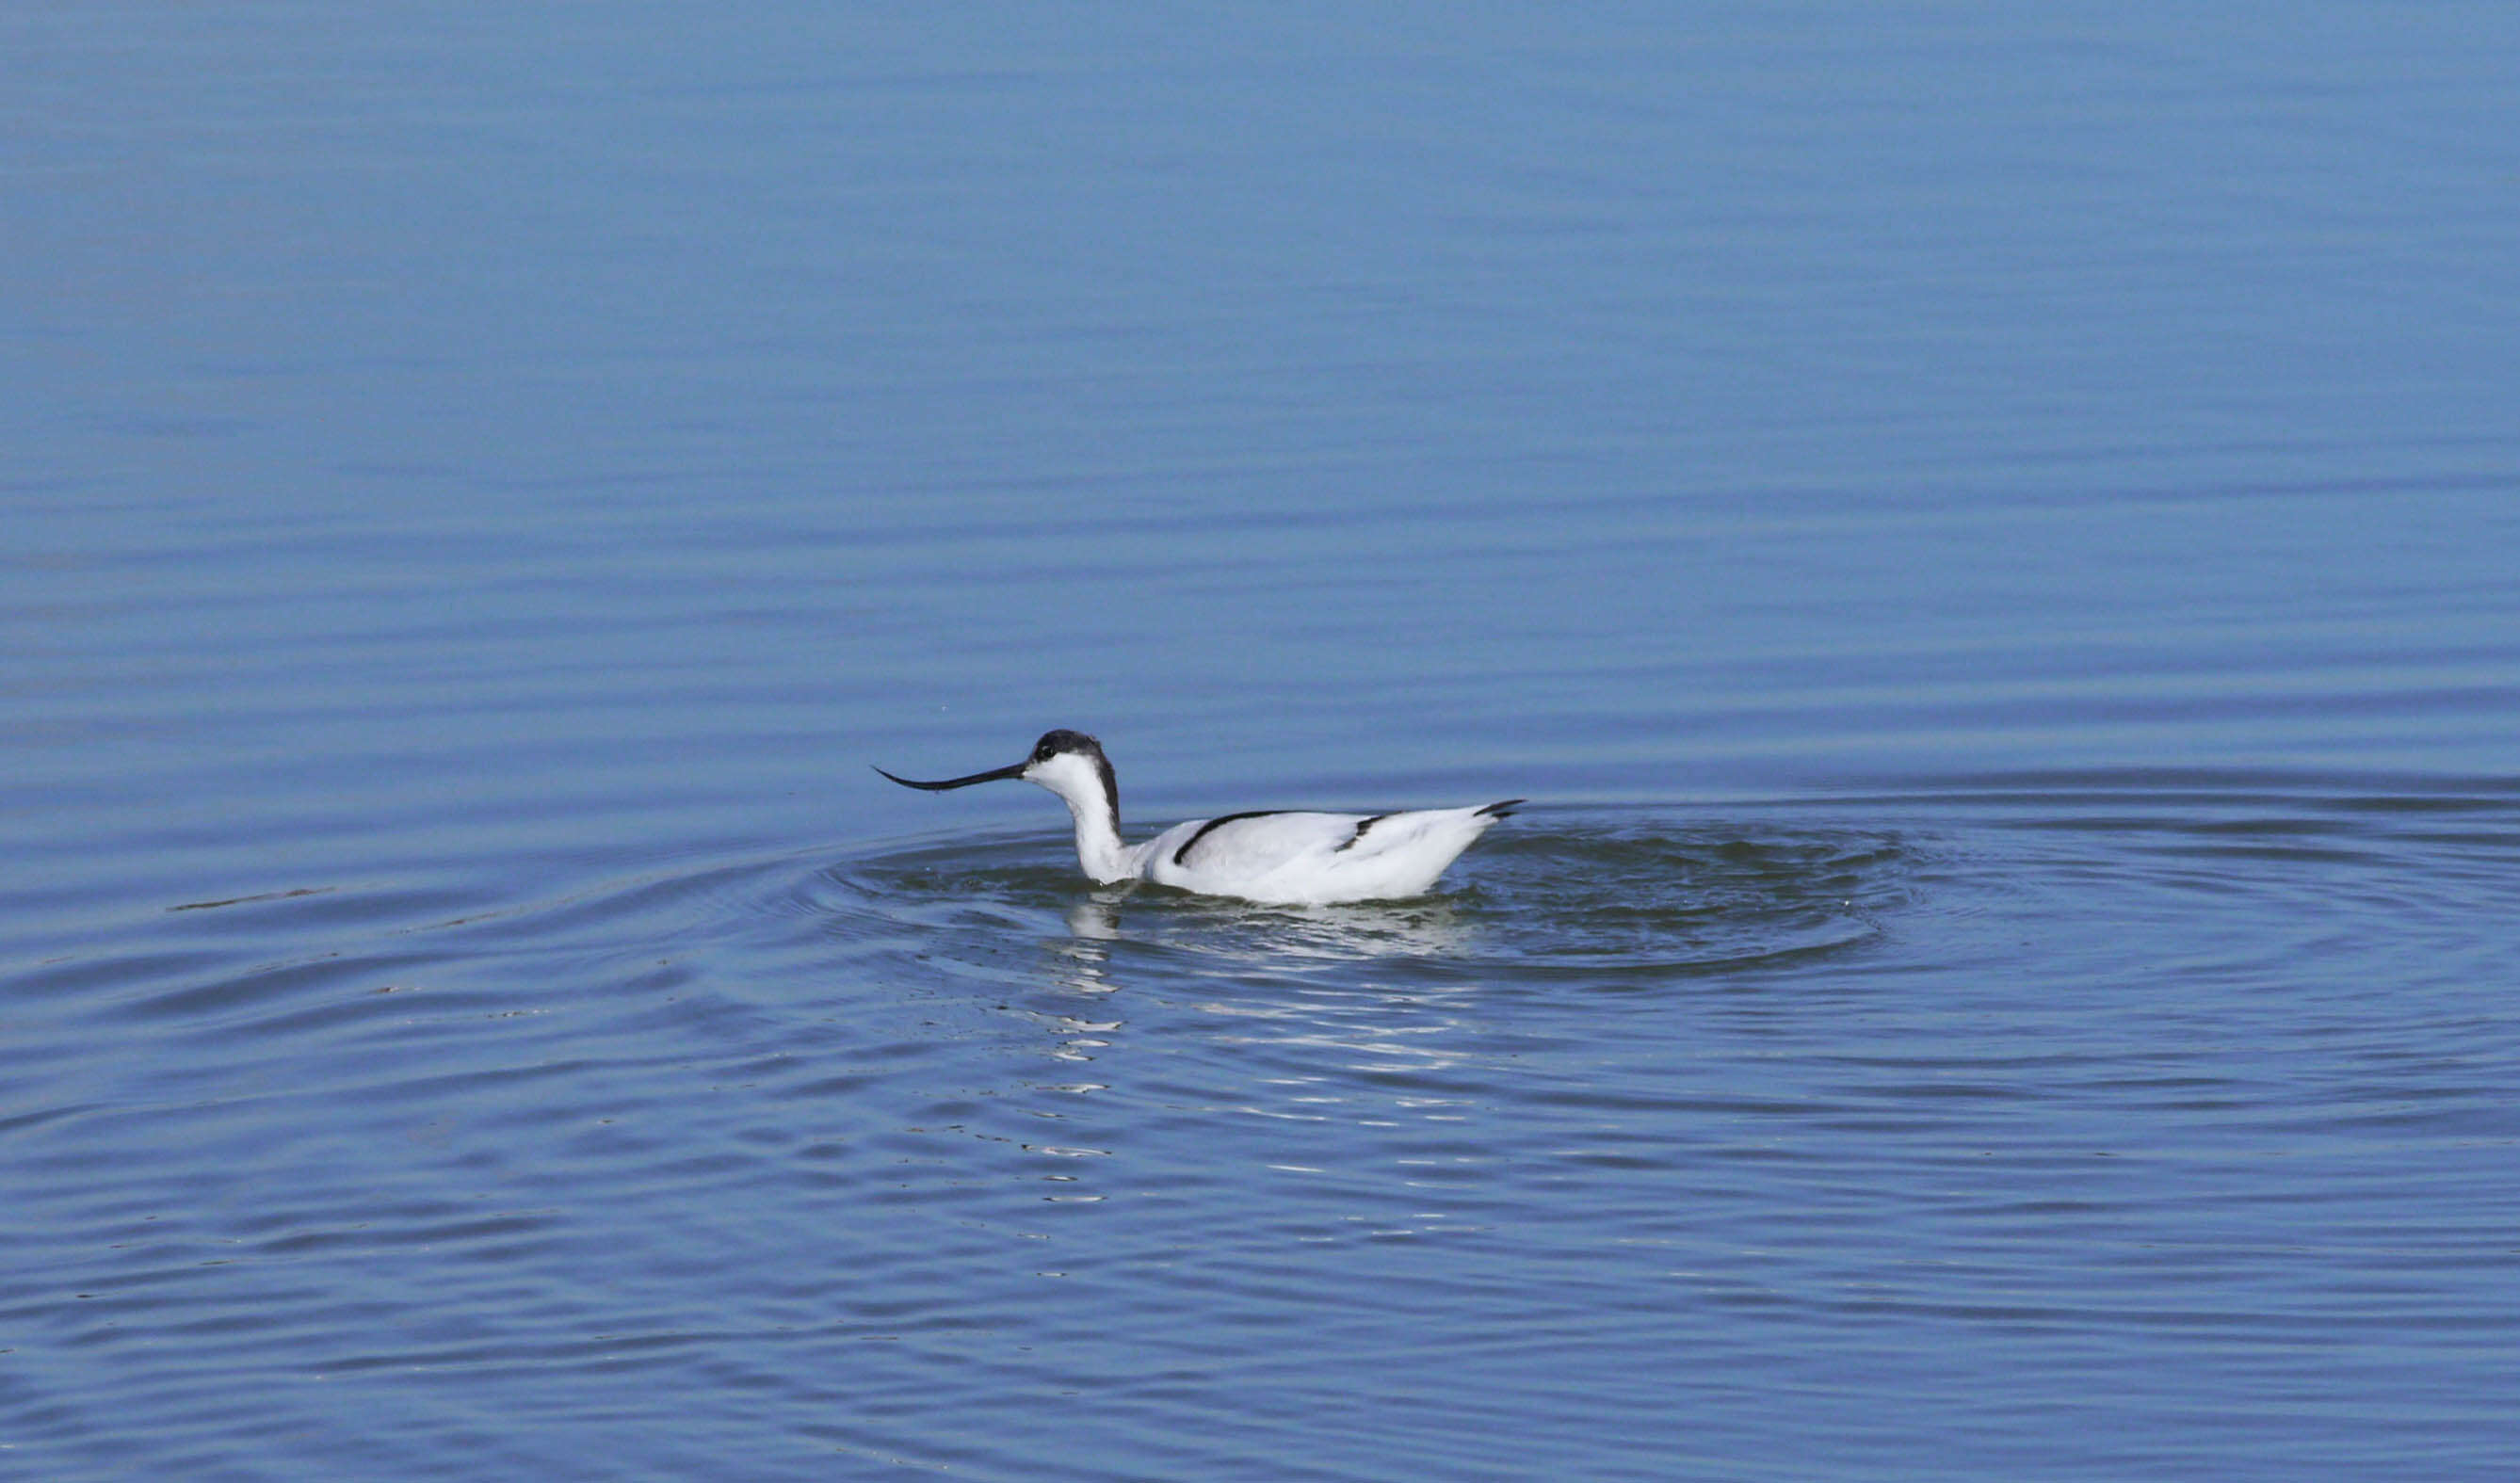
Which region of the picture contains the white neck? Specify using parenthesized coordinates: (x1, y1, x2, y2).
(1026, 749, 1136, 883)
(1059, 792, 1135, 883)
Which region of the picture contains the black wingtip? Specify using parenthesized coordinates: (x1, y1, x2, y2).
(1477, 798, 1527, 819)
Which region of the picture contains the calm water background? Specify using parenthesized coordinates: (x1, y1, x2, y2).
(7, 4, 2519, 1479)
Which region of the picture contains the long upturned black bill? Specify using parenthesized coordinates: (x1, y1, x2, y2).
(873, 760, 1027, 791)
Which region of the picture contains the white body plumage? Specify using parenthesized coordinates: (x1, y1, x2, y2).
(879, 730, 1520, 906)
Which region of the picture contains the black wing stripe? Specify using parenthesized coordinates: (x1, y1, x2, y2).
(1171, 811, 1288, 866)
(1338, 814, 1392, 851)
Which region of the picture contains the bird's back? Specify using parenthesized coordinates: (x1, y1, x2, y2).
(1140, 804, 1513, 905)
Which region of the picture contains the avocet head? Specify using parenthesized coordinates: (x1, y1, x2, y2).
(876, 729, 1120, 822)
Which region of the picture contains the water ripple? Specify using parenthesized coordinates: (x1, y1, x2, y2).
(814, 808, 1909, 990)
(8, 776, 2518, 1482)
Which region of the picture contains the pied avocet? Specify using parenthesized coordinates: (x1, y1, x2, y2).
(877, 729, 1520, 906)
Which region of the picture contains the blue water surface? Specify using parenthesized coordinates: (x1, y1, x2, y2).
(6, 4, 2519, 1479)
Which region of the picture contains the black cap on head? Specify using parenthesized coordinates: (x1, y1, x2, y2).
(877, 731, 1118, 829)
(1031, 730, 1102, 762)
(1026, 730, 1118, 829)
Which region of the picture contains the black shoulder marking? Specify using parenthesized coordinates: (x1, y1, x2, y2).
(1172, 810, 1286, 866)
(1338, 814, 1392, 851)
(1476, 798, 1526, 819)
